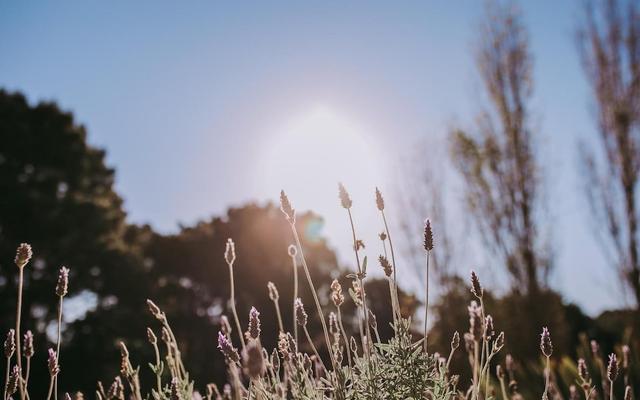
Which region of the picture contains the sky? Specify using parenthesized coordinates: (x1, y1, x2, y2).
(0, 1, 624, 315)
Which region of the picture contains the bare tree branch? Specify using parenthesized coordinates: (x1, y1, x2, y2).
(578, 0, 640, 306)
(449, 2, 550, 295)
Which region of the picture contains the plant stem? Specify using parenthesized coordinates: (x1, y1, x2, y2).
(381, 210, 400, 315)
(472, 341, 479, 400)
(381, 239, 400, 323)
(499, 376, 508, 400)
(290, 223, 335, 369)
(303, 326, 327, 374)
(336, 307, 352, 369)
(230, 363, 244, 400)
(162, 318, 187, 380)
(445, 345, 456, 372)
(423, 251, 430, 353)
(609, 381, 613, 400)
(544, 355, 550, 399)
(15, 268, 24, 400)
(272, 298, 284, 333)
(484, 339, 491, 396)
(152, 341, 162, 396)
(54, 296, 63, 400)
(291, 254, 299, 347)
(372, 325, 381, 344)
(227, 263, 246, 351)
(45, 377, 54, 400)
(23, 358, 30, 397)
(387, 278, 398, 324)
(346, 209, 372, 359)
(478, 349, 499, 394)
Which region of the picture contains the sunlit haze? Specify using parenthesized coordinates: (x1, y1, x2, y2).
(258, 105, 386, 265)
(0, 1, 623, 314)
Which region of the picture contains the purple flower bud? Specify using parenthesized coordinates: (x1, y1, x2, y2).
(246, 307, 261, 340)
(48, 348, 60, 377)
(56, 266, 70, 297)
(294, 298, 307, 327)
(540, 327, 552, 357)
(280, 190, 295, 223)
(338, 183, 352, 209)
(4, 329, 15, 358)
(608, 353, 618, 382)
(15, 243, 33, 268)
(217, 332, 239, 363)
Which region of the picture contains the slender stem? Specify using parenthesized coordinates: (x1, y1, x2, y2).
(357, 315, 365, 355)
(484, 339, 491, 396)
(164, 341, 177, 379)
(230, 363, 245, 400)
(56, 298, 63, 356)
(162, 318, 186, 379)
(423, 251, 430, 352)
(499, 376, 508, 400)
(479, 339, 486, 398)
(303, 326, 327, 374)
(291, 254, 299, 348)
(45, 377, 54, 400)
(290, 224, 335, 368)
(372, 325, 381, 344)
(381, 239, 401, 323)
(346, 209, 372, 358)
(387, 278, 398, 324)
(381, 210, 399, 309)
(475, 297, 487, 399)
(152, 341, 162, 396)
(272, 299, 284, 333)
(472, 341, 479, 400)
(15, 268, 24, 400)
(129, 362, 143, 400)
(478, 350, 499, 396)
(54, 296, 63, 400)
(23, 358, 30, 397)
(336, 308, 352, 369)
(227, 264, 246, 351)
(544, 356, 550, 399)
(445, 345, 456, 372)
(609, 380, 613, 400)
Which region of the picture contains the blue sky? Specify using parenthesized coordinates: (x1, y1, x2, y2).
(0, 1, 622, 314)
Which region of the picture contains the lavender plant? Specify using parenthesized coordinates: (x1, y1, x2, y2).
(0, 189, 635, 400)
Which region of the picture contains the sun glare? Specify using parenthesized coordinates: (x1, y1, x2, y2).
(258, 105, 385, 256)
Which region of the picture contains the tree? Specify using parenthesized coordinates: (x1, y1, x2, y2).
(0, 90, 150, 397)
(578, 0, 640, 307)
(450, 2, 550, 295)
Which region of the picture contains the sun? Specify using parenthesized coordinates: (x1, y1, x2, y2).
(256, 105, 386, 254)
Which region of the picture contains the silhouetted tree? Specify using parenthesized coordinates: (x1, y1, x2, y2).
(450, 2, 550, 295)
(578, 0, 640, 308)
(0, 90, 149, 397)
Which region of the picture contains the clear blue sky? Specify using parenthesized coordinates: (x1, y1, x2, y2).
(0, 1, 622, 314)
